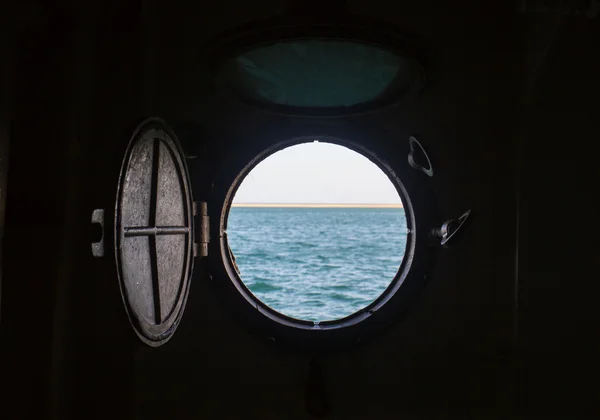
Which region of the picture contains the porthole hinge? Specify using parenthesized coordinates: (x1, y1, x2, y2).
(194, 201, 209, 257)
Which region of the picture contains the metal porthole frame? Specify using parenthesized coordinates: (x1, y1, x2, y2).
(203, 121, 439, 354)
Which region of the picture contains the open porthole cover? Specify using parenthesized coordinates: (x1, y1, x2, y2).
(114, 118, 196, 347)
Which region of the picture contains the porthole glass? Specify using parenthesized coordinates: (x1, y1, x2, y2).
(224, 142, 408, 322)
(217, 40, 420, 110)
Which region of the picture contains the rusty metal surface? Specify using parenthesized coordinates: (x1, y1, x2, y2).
(115, 119, 194, 346)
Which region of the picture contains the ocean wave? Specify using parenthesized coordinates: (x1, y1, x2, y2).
(228, 207, 407, 322)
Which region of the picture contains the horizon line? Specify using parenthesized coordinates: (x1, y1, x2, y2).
(231, 203, 403, 208)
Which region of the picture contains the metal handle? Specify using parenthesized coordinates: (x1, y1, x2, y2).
(408, 136, 434, 177)
(91, 209, 105, 257)
(431, 209, 472, 247)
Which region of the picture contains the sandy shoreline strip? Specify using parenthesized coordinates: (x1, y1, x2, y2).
(231, 203, 403, 208)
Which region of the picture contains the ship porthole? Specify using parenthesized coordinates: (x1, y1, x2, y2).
(222, 141, 410, 326)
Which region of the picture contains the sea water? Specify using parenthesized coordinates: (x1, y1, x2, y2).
(226, 207, 408, 321)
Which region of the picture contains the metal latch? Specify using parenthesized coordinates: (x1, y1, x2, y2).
(194, 201, 209, 257)
(91, 209, 105, 257)
(408, 136, 434, 177)
(431, 209, 472, 248)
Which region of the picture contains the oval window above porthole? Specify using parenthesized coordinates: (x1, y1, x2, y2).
(205, 16, 427, 117)
(222, 141, 411, 326)
(218, 40, 422, 113)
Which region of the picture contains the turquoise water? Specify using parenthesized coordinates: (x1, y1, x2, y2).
(226, 207, 408, 321)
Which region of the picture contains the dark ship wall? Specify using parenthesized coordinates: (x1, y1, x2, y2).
(0, 1, 598, 418)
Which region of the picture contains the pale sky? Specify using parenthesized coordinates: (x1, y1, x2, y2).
(232, 142, 401, 204)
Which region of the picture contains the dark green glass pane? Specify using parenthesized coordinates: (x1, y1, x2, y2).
(220, 40, 415, 108)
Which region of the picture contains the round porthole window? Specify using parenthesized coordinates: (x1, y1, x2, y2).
(219, 139, 419, 334)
